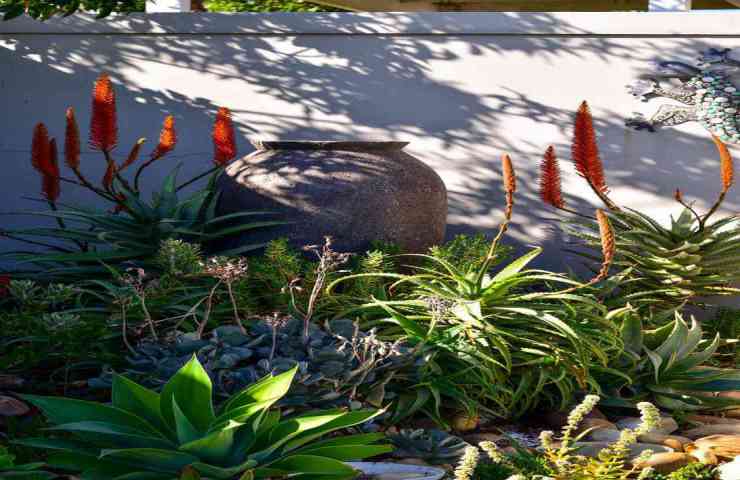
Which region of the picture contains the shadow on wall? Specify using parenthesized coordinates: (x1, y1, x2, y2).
(0, 12, 737, 271)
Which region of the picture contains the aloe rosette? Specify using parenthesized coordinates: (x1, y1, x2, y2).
(17, 356, 391, 480)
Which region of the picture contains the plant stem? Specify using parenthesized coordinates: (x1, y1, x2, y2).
(176, 166, 221, 192)
(225, 280, 246, 334)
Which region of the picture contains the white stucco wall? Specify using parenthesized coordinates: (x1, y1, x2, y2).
(0, 11, 738, 272)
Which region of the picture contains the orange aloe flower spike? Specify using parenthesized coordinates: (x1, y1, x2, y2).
(151, 115, 177, 161)
(65, 107, 81, 171)
(501, 154, 516, 220)
(594, 209, 615, 282)
(42, 139, 61, 202)
(31, 123, 53, 176)
(712, 135, 734, 193)
(572, 101, 608, 194)
(540, 146, 564, 209)
(89, 73, 118, 152)
(213, 107, 236, 167)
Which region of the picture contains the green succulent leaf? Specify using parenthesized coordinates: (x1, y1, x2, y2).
(160, 355, 215, 434)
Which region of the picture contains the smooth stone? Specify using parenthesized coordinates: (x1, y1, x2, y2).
(718, 456, 740, 480)
(616, 416, 678, 435)
(686, 414, 740, 425)
(579, 418, 620, 441)
(632, 452, 696, 474)
(463, 432, 503, 444)
(683, 424, 740, 439)
(398, 459, 432, 467)
(692, 435, 740, 459)
(725, 87, 737, 93)
(638, 432, 692, 451)
(703, 77, 715, 82)
(685, 445, 719, 465)
(571, 442, 672, 458)
(451, 413, 479, 432)
(0, 396, 29, 417)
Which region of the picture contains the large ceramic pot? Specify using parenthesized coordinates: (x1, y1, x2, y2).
(217, 141, 447, 254)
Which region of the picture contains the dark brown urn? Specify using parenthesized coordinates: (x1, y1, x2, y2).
(216, 140, 447, 254)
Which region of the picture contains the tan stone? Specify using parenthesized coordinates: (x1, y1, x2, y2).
(638, 433, 692, 451)
(451, 413, 479, 432)
(463, 432, 503, 444)
(632, 452, 696, 474)
(683, 424, 740, 439)
(580, 418, 620, 441)
(686, 414, 740, 425)
(685, 445, 720, 465)
(692, 435, 740, 460)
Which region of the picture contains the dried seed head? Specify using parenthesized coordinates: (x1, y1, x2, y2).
(674, 188, 683, 203)
(540, 145, 564, 209)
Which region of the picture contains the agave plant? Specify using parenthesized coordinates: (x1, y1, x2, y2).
(329, 155, 620, 421)
(17, 356, 391, 480)
(386, 429, 470, 465)
(601, 310, 740, 411)
(0, 445, 56, 479)
(2, 73, 282, 281)
(540, 102, 739, 309)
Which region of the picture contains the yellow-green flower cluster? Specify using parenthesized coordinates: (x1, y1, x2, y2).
(454, 445, 480, 480)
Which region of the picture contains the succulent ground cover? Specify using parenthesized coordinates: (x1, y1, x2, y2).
(2, 89, 740, 479)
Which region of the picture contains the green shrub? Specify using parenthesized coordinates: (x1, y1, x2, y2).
(329, 156, 619, 422)
(17, 356, 391, 479)
(204, 0, 343, 12)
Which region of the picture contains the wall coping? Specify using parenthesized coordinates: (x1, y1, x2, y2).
(1, 11, 740, 36)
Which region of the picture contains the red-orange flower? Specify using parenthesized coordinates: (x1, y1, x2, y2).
(89, 73, 118, 152)
(213, 107, 236, 166)
(151, 115, 177, 161)
(42, 138, 61, 202)
(540, 146, 564, 209)
(65, 107, 81, 171)
(31, 123, 53, 176)
(712, 135, 734, 193)
(572, 101, 608, 194)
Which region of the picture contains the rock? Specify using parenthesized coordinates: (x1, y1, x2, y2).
(0, 375, 24, 389)
(0, 395, 29, 416)
(683, 424, 740, 439)
(691, 435, 740, 459)
(451, 413, 480, 433)
(218, 141, 448, 255)
(398, 459, 432, 467)
(540, 407, 607, 430)
(616, 415, 678, 434)
(463, 432, 503, 445)
(686, 414, 740, 425)
(685, 445, 719, 465)
(632, 452, 696, 474)
(718, 456, 740, 480)
(638, 433, 692, 451)
(570, 442, 673, 458)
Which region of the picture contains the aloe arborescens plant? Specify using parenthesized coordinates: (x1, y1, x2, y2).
(541, 101, 740, 308)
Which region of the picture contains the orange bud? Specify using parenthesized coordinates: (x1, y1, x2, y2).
(151, 115, 176, 161)
(712, 135, 734, 193)
(65, 107, 81, 171)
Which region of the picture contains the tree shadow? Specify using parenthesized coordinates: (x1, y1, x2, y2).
(0, 13, 737, 271)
